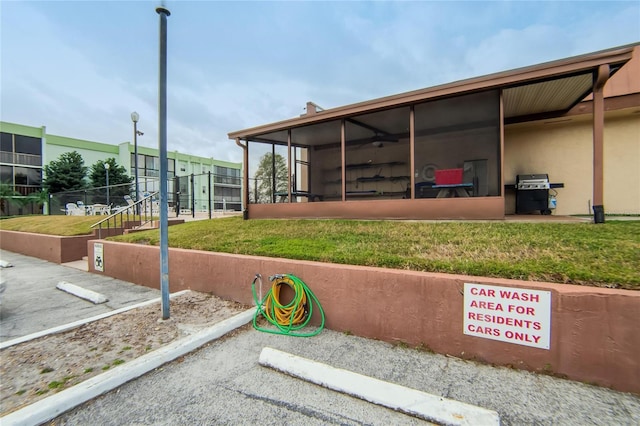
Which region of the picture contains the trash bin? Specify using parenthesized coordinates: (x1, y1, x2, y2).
(593, 205, 605, 224)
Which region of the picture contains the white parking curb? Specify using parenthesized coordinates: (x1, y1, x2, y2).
(0, 308, 255, 426)
(259, 347, 500, 426)
(57, 281, 108, 304)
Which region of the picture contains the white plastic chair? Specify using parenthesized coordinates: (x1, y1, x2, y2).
(112, 195, 135, 214)
(66, 203, 85, 216)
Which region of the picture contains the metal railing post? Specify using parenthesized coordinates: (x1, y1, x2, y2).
(208, 171, 212, 219)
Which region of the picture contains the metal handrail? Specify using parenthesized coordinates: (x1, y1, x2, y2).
(91, 192, 159, 239)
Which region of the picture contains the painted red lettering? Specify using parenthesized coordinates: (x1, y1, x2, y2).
(500, 290, 515, 299)
(471, 301, 503, 311)
(470, 287, 496, 297)
(500, 290, 540, 303)
(504, 331, 541, 344)
(508, 305, 536, 316)
(469, 324, 500, 337)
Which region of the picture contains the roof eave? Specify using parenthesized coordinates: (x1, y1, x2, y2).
(228, 43, 637, 140)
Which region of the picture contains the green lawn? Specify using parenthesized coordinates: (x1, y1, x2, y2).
(0, 215, 100, 236)
(2, 215, 639, 290)
(119, 217, 639, 290)
(0, 214, 139, 236)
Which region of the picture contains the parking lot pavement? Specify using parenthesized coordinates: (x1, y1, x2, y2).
(0, 249, 160, 342)
(54, 327, 640, 426)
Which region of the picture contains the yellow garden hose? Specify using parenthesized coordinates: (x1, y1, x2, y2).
(252, 273, 325, 337)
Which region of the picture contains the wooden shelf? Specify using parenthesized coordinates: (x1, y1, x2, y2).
(356, 175, 410, 183)
(340, 161, 406, 170)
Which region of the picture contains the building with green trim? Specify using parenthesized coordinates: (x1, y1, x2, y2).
(0, 121, 242, 215)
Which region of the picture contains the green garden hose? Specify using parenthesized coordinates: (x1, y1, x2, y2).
(252, 273, 325, 337)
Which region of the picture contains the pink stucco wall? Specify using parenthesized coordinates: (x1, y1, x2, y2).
(88, 240, 640, 394)
(0, 229, 120, 263)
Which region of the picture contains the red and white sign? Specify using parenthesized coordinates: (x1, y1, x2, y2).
(464, 283, 551, 350)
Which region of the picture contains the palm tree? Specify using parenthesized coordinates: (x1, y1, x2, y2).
(0, 182, 18, 216)
(27, 190, 49, 214)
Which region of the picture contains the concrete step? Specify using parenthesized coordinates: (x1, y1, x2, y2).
(62, 259, 89, 272)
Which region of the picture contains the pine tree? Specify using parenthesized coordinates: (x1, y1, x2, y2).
(42, 151, 88, 194)
(89, 158, 133, 202)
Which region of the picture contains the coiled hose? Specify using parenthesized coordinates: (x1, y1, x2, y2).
(252, 273, 325, 337)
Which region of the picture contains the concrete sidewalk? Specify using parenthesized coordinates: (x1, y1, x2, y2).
(0, 249, 160, 341)
(1, 249, 639, 425)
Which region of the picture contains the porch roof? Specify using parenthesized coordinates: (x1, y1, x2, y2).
(228, 44, 636, 143)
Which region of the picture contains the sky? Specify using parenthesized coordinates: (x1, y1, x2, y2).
(1, 1, 639, 165)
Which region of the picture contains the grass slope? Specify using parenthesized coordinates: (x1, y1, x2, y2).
(2, 216, 638, 289)
(0, 216, 99, 236)
(0, 215, 137, 236)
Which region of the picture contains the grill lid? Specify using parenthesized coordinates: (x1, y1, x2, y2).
(516, 174, 550, 190)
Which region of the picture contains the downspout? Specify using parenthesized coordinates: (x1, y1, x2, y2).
(235, 137, 249, 220)
(592, 64, 609, 224)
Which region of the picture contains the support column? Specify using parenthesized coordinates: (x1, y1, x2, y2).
(235, 138, 249, 219)
(287, 130, 292, 202)
(341, 119, 346, 201)
(410, 106, 415, 199)
(592, 64, 609, 224)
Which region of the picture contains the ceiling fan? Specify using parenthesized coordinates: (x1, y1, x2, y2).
(346, 118, 399, 148)
(370, 132, 398, 148)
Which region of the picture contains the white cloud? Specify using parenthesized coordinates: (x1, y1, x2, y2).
(461, 5, 640, 81)
(463, 25, 568, 77)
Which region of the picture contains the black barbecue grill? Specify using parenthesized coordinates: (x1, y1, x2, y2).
(516, 174, 552, 215)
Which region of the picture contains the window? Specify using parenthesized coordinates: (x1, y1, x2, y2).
(1, 133, 42, 165)
(1, 133, 12, 152)
(0, 165, 12, 184)
(414, 90, 500, 197)
(14, 135, 41, 155)
(145, 156, 157, 170)
(131, 154, 175, 179)
(213, 166, 241, 185)
(344, 106, 411, 201)
(14, 167, 42, 185)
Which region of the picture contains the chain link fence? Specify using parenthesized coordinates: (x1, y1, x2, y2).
(49, 183, 134, 215)
(174, 172, 241, 218)
(49, 174, 241, 217)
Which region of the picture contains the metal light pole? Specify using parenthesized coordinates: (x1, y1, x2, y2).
(104, 162, 110, 206)
(157, 4, 171, 320)
(131, 111, 142, 214)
